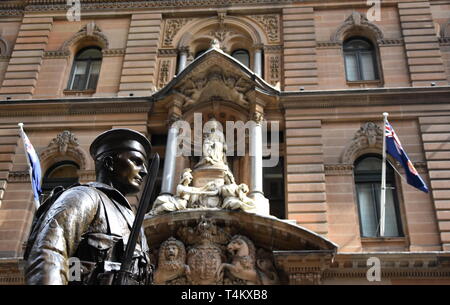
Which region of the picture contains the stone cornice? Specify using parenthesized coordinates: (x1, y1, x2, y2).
(281, 86, 450, 109)
(0, 97, 153, 117)
(276, 251, 450, 280)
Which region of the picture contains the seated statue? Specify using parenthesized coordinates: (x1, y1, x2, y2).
(221, 170, 257, 213)
(194, 118, 228, 170)
(151, 168, 219, 215)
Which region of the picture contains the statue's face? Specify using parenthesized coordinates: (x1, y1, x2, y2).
(110, 150, 148, 195)
(165, 244, 179, 259)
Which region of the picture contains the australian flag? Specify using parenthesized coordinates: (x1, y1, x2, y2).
(385, 120, 428, 193)
(20, 128, 42, 203)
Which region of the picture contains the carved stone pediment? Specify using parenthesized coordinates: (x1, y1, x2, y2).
(175, 64, 253, 109)
(154, 48, 277, 110)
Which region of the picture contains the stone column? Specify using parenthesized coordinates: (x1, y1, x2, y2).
(253, 44, 264, 77)
(250, 112, 264, 194)
(177, 46, 189, 74)
(249, 112, 269, 215)
(160, 97, 182, 195)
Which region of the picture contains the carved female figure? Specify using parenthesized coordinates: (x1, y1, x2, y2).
(221, 170, 257, 213)
(195, 118, 228, 169)
(151, 168, 218, 214)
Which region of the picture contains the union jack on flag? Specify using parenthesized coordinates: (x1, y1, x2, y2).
(385, 120, 428, 193)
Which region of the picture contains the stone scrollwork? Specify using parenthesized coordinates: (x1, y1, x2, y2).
(152, 216, 279, 285)
(50, 130, 79, 153)
(163, 18, 192, 47)
(40, 130, 88, 170)
(331, 11, 384, 44)
(341, 122, 382, 164)
(60, 22, 109, 54)
(249, 14, 280, 43)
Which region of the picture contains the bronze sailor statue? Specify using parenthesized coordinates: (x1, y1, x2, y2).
(24, 128, 159, 285)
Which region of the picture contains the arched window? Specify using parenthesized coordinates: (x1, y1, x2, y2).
(231, 49, 250, 68)
(343, 38, 379, 82)
(354, 155, 403, 237)
(42, 161, 80, 194)
(68, 47, 102, 91)
(194, 49, 208, 59)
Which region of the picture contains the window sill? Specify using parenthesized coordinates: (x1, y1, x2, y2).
(361, 236, 408, 251)
(361, 236, 406, 243)
(346, 80, 383, 88)
(63, 89, 96, 97)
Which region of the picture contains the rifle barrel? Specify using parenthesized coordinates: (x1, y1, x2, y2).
(116, 153, 160, 284)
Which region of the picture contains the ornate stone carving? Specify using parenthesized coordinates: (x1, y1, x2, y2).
(158, 60, 171, 89)
(269, 55, 280, 86)
(0, 37, 8, 57)
(163, 18, 192, 47)
(153, 237, 190, 284)
(43, 50, 70, 59)
(151, 118, 261, 215)
(158, 48, 178, 56)
(341, 122, 383, 164)
(49, 130, 79, 153)
(102, 48, 126, 57)
(60, 21, 109, 53)
(195, 118, 228, 170)
(331, 11, 384, 43)
(152, 216, 279, 285)
(250, 14, 280, 43)
(252, 111, 264, 125)
(40, 130, 88, 170)
(176, 65, 253, 109)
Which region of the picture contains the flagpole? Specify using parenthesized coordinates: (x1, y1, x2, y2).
(18, 123, 40, 209)
(380, 112, 389, 237)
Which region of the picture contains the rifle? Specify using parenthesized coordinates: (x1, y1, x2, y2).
(114, 153, 160, 285)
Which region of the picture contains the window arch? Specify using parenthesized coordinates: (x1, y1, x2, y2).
(343, 37, 379, 82)
(194, 48, 208, 59)
(68, 47, 102, 91)
(42, 161, 80, 194)
(354, 155, 403, 237)
(231, 49, 250, 68)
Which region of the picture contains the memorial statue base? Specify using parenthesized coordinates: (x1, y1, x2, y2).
(192, 167, 226, 188)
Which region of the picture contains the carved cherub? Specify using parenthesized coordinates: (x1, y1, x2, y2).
(153, 237, 190, 284)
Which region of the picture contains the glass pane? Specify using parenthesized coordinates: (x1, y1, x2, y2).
(384, 184, 401, 236)
(360, 52, 377, 80)
(356, 157, 382, 172)
(232, 50, 250, 68)
(356, 183, 378, 237)
(90, 60, 101, 74)
(47, 164, 78, 178)
(344, 53, 359, 81)
(87, 74, 99, 90)
(77, 48, 102, 60)
(195, 49, 207, 58)
(73, 61, 87, 75)
(344, 39, 372, 51)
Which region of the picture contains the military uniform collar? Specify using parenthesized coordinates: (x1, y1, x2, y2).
(86, 182, 133, 210)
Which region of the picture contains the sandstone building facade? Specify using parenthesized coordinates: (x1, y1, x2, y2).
(0, 0, 450, 284)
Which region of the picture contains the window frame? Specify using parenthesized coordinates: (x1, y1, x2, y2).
(42, 160, 80, 195)
(231, 49, 251, 68)
(67, 47, 103, 92)
(343, 37, 380, 83)
(354, 154, 404, 238)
